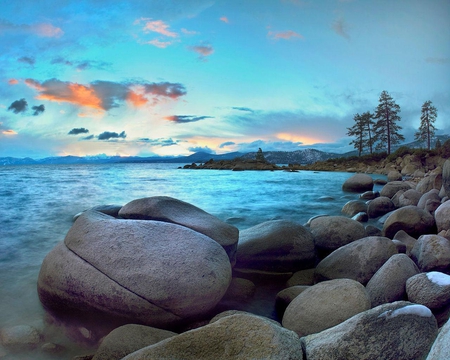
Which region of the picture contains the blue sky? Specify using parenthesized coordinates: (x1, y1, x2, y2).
(0, 0, 449, 158)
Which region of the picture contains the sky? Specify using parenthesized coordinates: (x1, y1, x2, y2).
(0, 0, 449, 158)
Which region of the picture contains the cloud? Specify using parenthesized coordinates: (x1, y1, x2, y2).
(33, 23, 63, 38)
(0, 20, 63, 38)
(268, 30, 303, 40)
(232, 107, 255, 113)
(31, 104, 45, 116)
(8, 98, 28, 114)
(188, 146, 215, 154)
(426, 57, 450, 64)
(68, 127, 89, 135)
(147, 39, 174, 48)
(137, 18, 178, 38)
(219, 141, 235, 148)
(2, 129, 17, 135)
(332, 18, 350, 40)
(18, 56, 35, 65)
(24, 78, 187, 111)
(98, 131, 127, 140)
(139, 137, 180, 147)
(51, 57, 111, 71)
(82, 135, 95, 140)
(165, 115, 213, 123)
(220, 16, 229, 23)
(181, 28, 198, 35)
(188, 43, 214, 60)
(8, 79, 19, 85)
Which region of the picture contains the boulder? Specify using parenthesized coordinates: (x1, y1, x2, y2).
(92, 324, 176, 360)
(341, 200, 367, 217)
(417, 189, 441, 209)
(235, 220, 315, 272)
(118, 196, 239, 263)
(366, 253, 419, 307)
(282, 279, 370, 336)
(411, 235, 450, 272)
(352, 212, 368, 222)
(286, 268, 315, 287)
(392, 240, 407, 253)
(217, 277, 256, 308)
(38, 211, 232, 328)
(342, 173, 374, 193)
(393, 230, 417, 256)
(391, 190, 405, 208)
(426, 314, 450, 360)
(0, 325, 41, 351)
(441, 159, 450, 197)
(366, 225, 382, 237)
(314, 236, 397, 285)
(382, 205, 436, 239)
(406, 272, 450, 310)
(302, 301, 438, 360)
(275, 286, 310, 317)
(367, 196, 395, 218)
(360, 191, 379, 200)
(122, 314, 303, 360)
(309, 216, 366, 255)
(387, 170, 402, 181)
(397, 189, 422, 207)
(380, 181, 412, 199)
(416, 174, 443, 194)
(435, 200, 450, 232)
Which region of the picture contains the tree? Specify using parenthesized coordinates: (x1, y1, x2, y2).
(256, 148, 266, 162)
(373, 90, 404, 155)
(415, 100, 437, 150)
(436, 138, 442, 150)
(347, 112, 375, 156)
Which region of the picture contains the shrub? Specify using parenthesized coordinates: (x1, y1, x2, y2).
(438, 139, 450, 158)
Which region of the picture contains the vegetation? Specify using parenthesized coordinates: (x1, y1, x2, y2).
(255, 148, 266, 162)
(347, 112, 375, 156)
(415, 100, 438, 150)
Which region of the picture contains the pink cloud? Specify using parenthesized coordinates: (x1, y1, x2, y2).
(140, 19, 178, 38)
(220, 16, 229, 23)
(188, 44, 214, 60)
(268, 30, 303, 40)
(8, 79, 19, 85)
(33, 23, 64, 38)
(147, 39, 173, 48)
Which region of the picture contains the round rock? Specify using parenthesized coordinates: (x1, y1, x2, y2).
(342, 200, 367, 217)
(435, 200, 450, 233)
(367, 196, 395, 218)
(382, 205, 436, 239)
(342, 174, 374, 193)
(406, 272, 450, 310)
(410, 234, 450, 272)
(380, 181, 412, 199)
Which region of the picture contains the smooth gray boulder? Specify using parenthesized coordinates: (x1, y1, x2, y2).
(382, 205, 436, 239)
(122, 314, 303, 360)
(387, 170, 402, 182)
(393, 230, 417, 256)
(435, 200, 450, 233)
(309, 216, 366, 255)
(92, 324, 176, 360)
(341, 200, 367, 217)
(441, 159, 450, 198)
(416, 173, 443, 194)
(380, 181, 412, 199)
(366, 253, 419, 307)
(282, 279, 370, 336)
(406, 272, 450, 310)
(235, 220, 315, 272)
(367, 196, 395, 218)
(286, 268, 315, 287)
(118, 196, 239, 263)
(314, 236, 397, 285)
(342, 173, 374, 192)
(275, 286, 310, 317)
(360, 190, 379, 200)
(411, 234, 450, 272)
(302, 301, 438, 360)
(38, 211, 232, 328)
(426, 315, 450, 360)
(398, 189, 422, 207)
(417, 189, 441, 209)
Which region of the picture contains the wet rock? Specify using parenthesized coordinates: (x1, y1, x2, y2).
(352, 212, 368, 222)
(282, 279, 370, 336)
(411, 235, 450, 272)
(406, 272, 450, 310)
(366, 253, 419, 307)
(365, 225, 382, 237)
(342, 174, 374, 193)
(382, 205, 436, 239)
(360, 190, 379, 200)
(0, 324, 41, 351)
(367, 196, 395, 218)
(387, 170, 402, 182)
(341, 200, 367, 217)
(217, 277, 256, 307)
(286, 268, 315, 287)
(426, 314, 450, 360)
(302, 301, 438, 360)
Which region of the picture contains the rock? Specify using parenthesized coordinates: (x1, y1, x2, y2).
(374, 178, 387, 185)
(341, 200, 367, 217)
(352, 212, 368, 222)
(92, 324, 176, 360)
(41, 342, 65, 354)
(309, 216, 366, 255)
(393, 230, 417, 256)
(391, 189, 405, 208)
(398, 189, 422, 207)
(38, 211, 232, 329)
(217, 277, 256, 306)
(365, 225, 382, 237)
(302, 301, 438, 360)
(209, 310, 280, 326)
(275, 286, 310, 317)
(406, 272, 450, 310)
(118, 196, 239, 263)
(282, 279, 370, 336)
(314, 236, 397, 285)
(366, 253, 419, 307)
(417, 189, 441, 209)
(443, 159, 450, 197)
(382, 205, 436, 239)
(426, 314, 450, 360)
(380, 181, 412, 199)
(122, 314, 303, 360)
(286, 268, 315, 287)
(0, 325, 41, 351)
(435, 200, 450, 232)
(411, 235, 450, 272)
(416, 174, 443, 194)
(360, 191, 379, 200)
(235, 220, 315, 272)
(387, 170, 402, 181)
(392, 239, 407, 253)
(342, 173, 374, 193)
(367, 196, 396, 218)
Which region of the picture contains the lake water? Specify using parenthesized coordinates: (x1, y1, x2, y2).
(0, 163, 386, 358)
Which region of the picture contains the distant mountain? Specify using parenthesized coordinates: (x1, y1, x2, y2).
(240, 149, 344, 164)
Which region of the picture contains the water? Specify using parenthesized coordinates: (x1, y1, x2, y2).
(0, 163, 386, 358)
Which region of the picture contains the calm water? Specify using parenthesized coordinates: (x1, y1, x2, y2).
(0, 163, 385, 358)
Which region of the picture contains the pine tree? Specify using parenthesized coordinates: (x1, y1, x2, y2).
(347, 112, 375, 156)
(361, 112, 375, 154)
(436, 138, 442, 150)
(373, 91, 404, 155)
(415, 100, 437, 151)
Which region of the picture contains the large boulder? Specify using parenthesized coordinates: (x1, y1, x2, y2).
(406, 272, 450, 310)
(38, 211, 232, 329)
(341, 200, 367, 217)
(410, 235, 450, 272)
(282, 279, 370, 336)
(393, 230, 417, 256)
(235, 220, 315, 272)
(442, 159, 450, 198)
(416, 174, 443, 194)
(314, 236, 397, 285)
(435, 200, 450, 233)
(342, 173, 374, 192)
(366, 253, 419, 307)
(302, 301, 438, 360)
(118, 196, 239, 263)
(122, 313, 303, 360)
(426, 314, 450, 360)
(309, 216, 366, 255)
(380, 181, 412, 199)
(382, 205, 436, 239)
(397, 189, 422, 207)
(417, 189, 441, 209)
(387, 170, 402, 182)
(92, 324, 176, 360)
(367, 196, 395, 218)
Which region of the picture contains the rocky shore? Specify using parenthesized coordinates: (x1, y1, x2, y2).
(1, 159, 450, 359)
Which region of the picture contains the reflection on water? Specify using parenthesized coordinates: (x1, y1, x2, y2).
(0, 163, 386, 358)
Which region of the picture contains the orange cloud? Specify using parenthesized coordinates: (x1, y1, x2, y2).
(127, 91, 148, 107)
(2, 129, 17, 135)
(277, 133, 322, 145)
(8, 79, 19, 85)
(33, 23, 64, 38)
(37, 82, 103, 110)
(268, 30, 303, 40)
(25, 78, 45, 91)
(220, 16, 229, 23)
